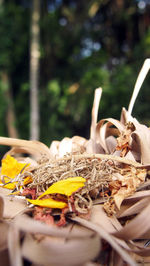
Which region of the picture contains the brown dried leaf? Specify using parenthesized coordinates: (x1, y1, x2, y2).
(71, 216, 136, 266)
(109, 167, 146, 210)
(0, 222, 9, 252)
(91, 205, 115, 232)
(0, 195, 4, 219)
(14, 214, 94, 239)
(131, 121, 150, 164)
(8, 224, 22, 266)
(21, 229, 100, 266)
(120, 108, 150, 164)
(0, 137, 51, 160)
(113, 203, 150, 240)
(118, 197, 150, 218)
(96, 119, 124, 153)
(125, 190, 150, 201)
(0, 188, 27, 219)
(0, 250, 10, 266)
(116, 122, 135, 156)
(105, 135, 117, 154)
(90, 88, 102, 140)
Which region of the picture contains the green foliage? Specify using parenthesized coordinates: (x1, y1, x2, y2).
(15, 82, 30, 139)
(0, 3, 29, 72)
(0, 0, 150, 145)
(40, 79, 73, 144)
(0, 77, 7, 136)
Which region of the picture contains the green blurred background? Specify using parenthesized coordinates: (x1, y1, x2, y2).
(0, 0, 150, 150)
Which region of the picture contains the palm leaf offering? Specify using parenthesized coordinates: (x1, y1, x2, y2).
(0, 59, 150, 266)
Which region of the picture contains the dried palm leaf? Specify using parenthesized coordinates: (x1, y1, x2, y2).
(0, 137, 51, 160)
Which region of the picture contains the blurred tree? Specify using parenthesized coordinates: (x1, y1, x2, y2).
(0, 0, 149, 146)
(0, 0, 18, 138)
(30, 0, 40, 140)
(39, 0, 150, 144)
(0, 0, 29, 140)
(1, 72, 19, 138)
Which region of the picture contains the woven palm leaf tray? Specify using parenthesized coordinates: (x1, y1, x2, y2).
(0, 59, 150, 266)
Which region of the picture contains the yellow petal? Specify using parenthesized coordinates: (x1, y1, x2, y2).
(1, 155, 29, 178)
(39, 176, 86, 199)
(27, 198, 67, 209)
(0, 155, 30, 190)
(8, 191, 21, 195)
(23, 176, 33, 186)
(3, 182, 17, 190)
(0, 176, 17, 189)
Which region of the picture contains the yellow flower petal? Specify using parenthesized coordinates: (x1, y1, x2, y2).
(39, 176, 86, 199)
(1, 155, 28, 178)
(0, 155, 30, 190)
(3, 180, 17, 190)
(23, 176, 33, 186)
(8, 190, 21, 195)
(27, 198, 67, 209)
(26, 177, 86, 209)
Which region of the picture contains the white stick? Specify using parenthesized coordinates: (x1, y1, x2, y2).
(90, 87, 102, 139)
(128, 58, 150, 116)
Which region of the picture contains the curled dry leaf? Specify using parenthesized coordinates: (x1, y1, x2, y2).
(8, 223, 22, 266)
(71, 216, 136, 266)
(113, 202, 150, 241)
(22, 231, 100, 266)
(0, 187, 27, 219)
(117, 196, 150, 218)
(108, 167, 147, 210)
(0, 195, 4, 219)
(116, 122, 135, 157)
(14, 214, 96, 238)
(0, 221, 9, 252)
(0, 137, 51, 160)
